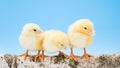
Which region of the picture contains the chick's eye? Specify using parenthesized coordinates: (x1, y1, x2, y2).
(84, 27, 87, 30)
(61, 44, 63, 46)
(33, 29, 37, 32)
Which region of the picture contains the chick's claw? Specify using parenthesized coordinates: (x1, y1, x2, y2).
(19, 53, 29, 61)
(40, 53, 45, 61)
(18, 50, 30, 61)
(68, 54, 77, 61)
(82, 53, 94, 62)
(34, 54, 41, 62)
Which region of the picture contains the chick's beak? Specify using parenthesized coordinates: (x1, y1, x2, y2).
(63, 46, 66, 50)
(37, 30, 42, 34)
(88, 30, 93, 34)
(61, 44, 66, 50)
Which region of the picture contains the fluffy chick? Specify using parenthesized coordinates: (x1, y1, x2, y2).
(68, 19, 95, 61)
(41, 30, 68, 60)
(19, 23, 43, 61)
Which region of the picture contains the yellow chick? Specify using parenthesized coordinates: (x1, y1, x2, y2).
(68, 19, 95, 61)
(41, 30, 68, 60)
(19, 23, 43, 61)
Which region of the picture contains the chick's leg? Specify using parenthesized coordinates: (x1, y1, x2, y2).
(40, 50, 45, 61)
(82, 48, 94, 61)
(19, 50, 29, 61)
(68, 48, 77, 61)
(35, 50, 41, 61)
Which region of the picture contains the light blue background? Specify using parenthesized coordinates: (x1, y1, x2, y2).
(0, 0, 120, 56)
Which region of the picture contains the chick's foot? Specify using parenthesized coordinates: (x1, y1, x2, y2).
(82, 53, 94, 62)
(19, 50, 29, 61)
(68, 53, 77, 61)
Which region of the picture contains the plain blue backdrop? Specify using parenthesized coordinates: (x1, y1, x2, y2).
(0, 0, 120, 56)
